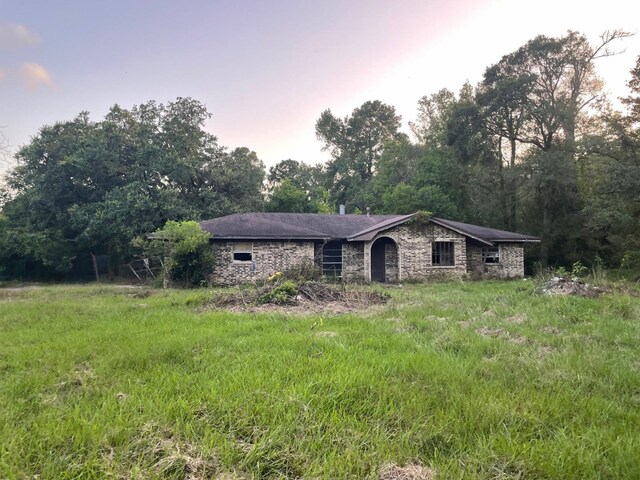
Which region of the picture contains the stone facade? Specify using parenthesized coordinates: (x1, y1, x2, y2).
(466, 242, 524, 279)
(209, 226, 526, 285)
(210, 240, 314, 285)
(342, 242, 365, 282)
(361, 224, 467, 282)
(384, 242, 399, 282)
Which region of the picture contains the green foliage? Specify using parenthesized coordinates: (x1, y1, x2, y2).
(150, 221, 214, 288)
(266, 179, 314, 213)
(620, 251, 640, 271)
(316, 100, 401, 209)
(571, 261, 588, 278)
(1, 282, 640, 477)
(0, 98, 264, 279)
(382, 183, 458, 217)
(266, 159, 331, 213)
(257, 280, 298, 304)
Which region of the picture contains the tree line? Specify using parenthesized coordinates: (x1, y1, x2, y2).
(1, 30, 639, 279)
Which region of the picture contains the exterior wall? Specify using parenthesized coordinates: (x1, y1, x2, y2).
(364, 224, 467, 282)
(342, 242, 365, 282)
(467, 242, 525, 278)
(210, 240, 314, 285)
(384, 242, 399, 282)
(208, 228, 526, 285)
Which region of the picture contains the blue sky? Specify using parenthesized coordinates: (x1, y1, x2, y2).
(2, 0, 639, 172)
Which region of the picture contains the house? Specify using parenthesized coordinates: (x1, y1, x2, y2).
(199, 212, 540, 285)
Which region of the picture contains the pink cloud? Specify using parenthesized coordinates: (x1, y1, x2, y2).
(21, 63, 54, 90)
(0, 23, 40, 50)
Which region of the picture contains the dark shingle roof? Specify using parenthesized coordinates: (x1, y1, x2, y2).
(200, 213, 400, 240)
(430, 217, 540, 243)
(199, 212, 540, 244)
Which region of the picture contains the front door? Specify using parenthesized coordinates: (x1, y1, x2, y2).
(371, 239, 386, 282)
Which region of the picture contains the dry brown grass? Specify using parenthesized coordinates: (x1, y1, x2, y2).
(379, 463, 437, 480)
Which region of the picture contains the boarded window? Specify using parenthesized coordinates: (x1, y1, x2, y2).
(233, 242, 253, 262)
(432, 241, 454, 266)
(481, 246, 500, 264)
(321, 241, 342, 278)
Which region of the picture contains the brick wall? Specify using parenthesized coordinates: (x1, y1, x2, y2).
(363, 224, 468, 282)
(467, 242, 525, 278)
(342, 242, 365, 282)
(210, 240, 314, 285)
(209, 227, 527, 285)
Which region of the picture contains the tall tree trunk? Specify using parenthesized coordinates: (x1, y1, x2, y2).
(540, 184, 554, 266)
(508, 137, 518, 231)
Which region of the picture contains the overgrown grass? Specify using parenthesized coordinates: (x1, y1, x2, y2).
(1, 281, 639, 478)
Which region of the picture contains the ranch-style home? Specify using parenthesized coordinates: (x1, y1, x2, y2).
(199, 212, 540, 285)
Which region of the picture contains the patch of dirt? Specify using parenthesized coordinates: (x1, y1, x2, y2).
(507, 314, 527, 324)
(536, 346, 556, 358)
(540, 277, 609, 298)
(123, 423, 218, 479)
(424, 315, 447, 322)
(475, 327, 530, 345)
(475, 327, 507, 338)
(203, 282, 389, 314)
(315, 331, 338, 338)
(379, 463, 436, 480)
(542, 326, 563, 335)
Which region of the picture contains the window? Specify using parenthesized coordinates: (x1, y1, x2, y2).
(481, 246, 500, 264)
(233, 242, 253, 262)
(432, 241, 454, 266)
(321, 241, 342, 278)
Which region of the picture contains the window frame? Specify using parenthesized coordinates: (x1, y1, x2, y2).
(320, 241, 343, 278)
(481, 246, 500, 264)
(232, 242, 253, 262)
(432, 241, 455, 267)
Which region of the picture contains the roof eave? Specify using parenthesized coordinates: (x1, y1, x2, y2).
(492, 238, 541, 243)
(429, 218, 495, 246)
(346, 213, 415, 241)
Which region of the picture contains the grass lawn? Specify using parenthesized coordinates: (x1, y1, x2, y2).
(0, 281, 639, 479)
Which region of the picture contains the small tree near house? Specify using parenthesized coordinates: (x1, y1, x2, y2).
(148, 221, 214, 288)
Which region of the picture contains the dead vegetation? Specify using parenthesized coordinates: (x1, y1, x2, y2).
(109, 423, 219, 479)
(205, 281, 390, 314)
(539, 276, 609, 298)
(379, 463, 437, 480)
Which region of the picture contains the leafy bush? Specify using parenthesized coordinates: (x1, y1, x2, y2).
(257, 280, 298, 305)
(147, 221, 214, 288)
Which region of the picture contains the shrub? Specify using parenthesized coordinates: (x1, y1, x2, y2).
(147, 221, 214, 288)
(257, 280, 298, 305)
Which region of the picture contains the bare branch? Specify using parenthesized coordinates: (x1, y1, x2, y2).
(592, 30, 635, 60)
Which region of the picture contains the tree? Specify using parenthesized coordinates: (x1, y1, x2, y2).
(574, 56, 640, 267)
(266, 159, 329, 212)
(148, 220, 214, 287)
(266, 179, 315, 213)
(316, 100, 401, 209)
(623, 55, 640, 121)
(0, 98, 265, 278)
(480, 30, 630, 264)
(410, 88, 457, 147)
(476, 67, 532, 230)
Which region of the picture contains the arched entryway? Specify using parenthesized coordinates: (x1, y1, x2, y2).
(370, 237, 398, 283)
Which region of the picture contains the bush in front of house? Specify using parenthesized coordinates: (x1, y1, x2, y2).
(257, 280, 298, 305)
(147, 221, 214, 288)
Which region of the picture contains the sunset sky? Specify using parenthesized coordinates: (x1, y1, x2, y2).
(2, 0, 639, 171)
